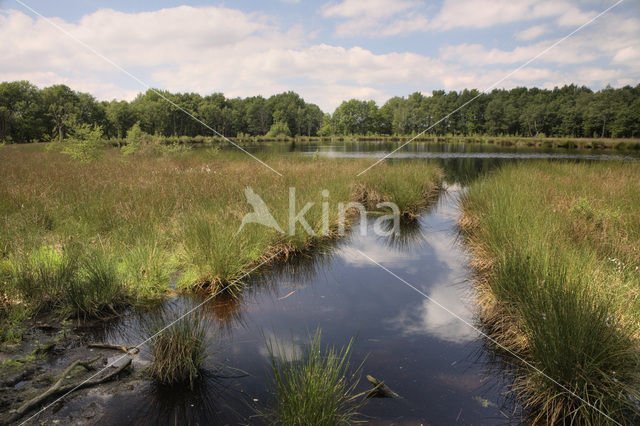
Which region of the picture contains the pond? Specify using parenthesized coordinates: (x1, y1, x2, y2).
(74, 142, 639, 425)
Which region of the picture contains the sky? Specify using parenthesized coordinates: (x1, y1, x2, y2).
(1, 0, 639, 111)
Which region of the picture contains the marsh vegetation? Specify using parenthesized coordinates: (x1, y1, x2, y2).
(0, 143, 442, 335)
(265, 330, 364, 425)
(460, 162, 640, 424)
(1, 139, 639, 425)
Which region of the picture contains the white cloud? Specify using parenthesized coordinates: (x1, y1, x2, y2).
(440, 40, 598, 66)
(440, 12, 640, 78)
(613, 46, 640, 66)
(428, 0, 597, 30)
(516, 24, 548, 41)
(321, 0, 428, 37)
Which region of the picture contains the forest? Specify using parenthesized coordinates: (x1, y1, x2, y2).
(1, 80, 639, 143)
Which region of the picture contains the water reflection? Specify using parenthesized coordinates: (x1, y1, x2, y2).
(375, 214, 427, 252)
(390, 286, 478, 344)
(100, 369, 252, 426)
(259, 331, 302, 362)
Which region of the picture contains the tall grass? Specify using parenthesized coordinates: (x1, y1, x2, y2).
(0, 145, 442, 303)
(460, 162, 640, 424)
(9, 246, 74, 312)
(6, 246, 127, 318)
(64, 249, 126, 318)
(266, 330, 364, 425)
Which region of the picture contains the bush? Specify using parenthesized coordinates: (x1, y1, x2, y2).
(121, 122, 145, 155)
(267, 120, 291, 138)
(61, 123, 105, 162)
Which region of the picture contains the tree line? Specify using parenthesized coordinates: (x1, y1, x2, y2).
(1, 80, 639, 143)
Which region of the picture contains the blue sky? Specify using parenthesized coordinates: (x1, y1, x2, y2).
(1, 0, 638, 111)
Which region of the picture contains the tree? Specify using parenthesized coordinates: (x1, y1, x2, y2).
(41, 85, 80, 141)
(0, 81, 45, 142)
(302, 104, 324, 136)
(245, 96, 270, 135)
(267, 110, 291, 137)
(2, 79, 640, 142)
(333, 99, 372, 135)
(121, 122, 145, 155)
(106, 100, 136, 139)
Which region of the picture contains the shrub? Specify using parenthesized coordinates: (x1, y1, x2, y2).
(121, 122, 145, 155)
(61, 123, 106, 162)
(267, 120, 291, 138)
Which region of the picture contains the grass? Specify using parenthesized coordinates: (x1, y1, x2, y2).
(4, 245, 127, 319)
(460, 161, 640, 424)
(266, 329, 364, 425)
(0, 144, 442, 331)
(143, 305, 209, 389)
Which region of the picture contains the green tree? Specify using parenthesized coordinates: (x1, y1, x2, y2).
(267, 110, 291, 137)
(41, 84, 80, 141)
(0, 81, 45, 142)
(106, 100, 136, 139)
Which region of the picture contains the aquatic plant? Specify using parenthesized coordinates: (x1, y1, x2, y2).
(63, 248, 127, 318)
(9, 246, 75, 312)
(144, 306, 209, 389)
(266, 330, 365, 425)
(8, 245, 127, 318)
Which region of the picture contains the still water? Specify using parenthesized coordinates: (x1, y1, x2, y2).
(91, 142, 637, 425)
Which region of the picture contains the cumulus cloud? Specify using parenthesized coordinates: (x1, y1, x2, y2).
(440, 12, 640, 83)
(0, 7, 447, 110)
(321, 0, 428, 37)
(516, 24, 548, 41)
(428, 0, 597, 30)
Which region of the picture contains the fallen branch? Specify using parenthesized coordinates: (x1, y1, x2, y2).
(366, 374, 400, 398)
(7, 356, 132, 423)
(88, 343, 139, 354)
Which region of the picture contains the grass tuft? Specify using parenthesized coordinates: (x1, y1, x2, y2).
(266, 329, 365, 425)
(144, 306, 209, 389)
